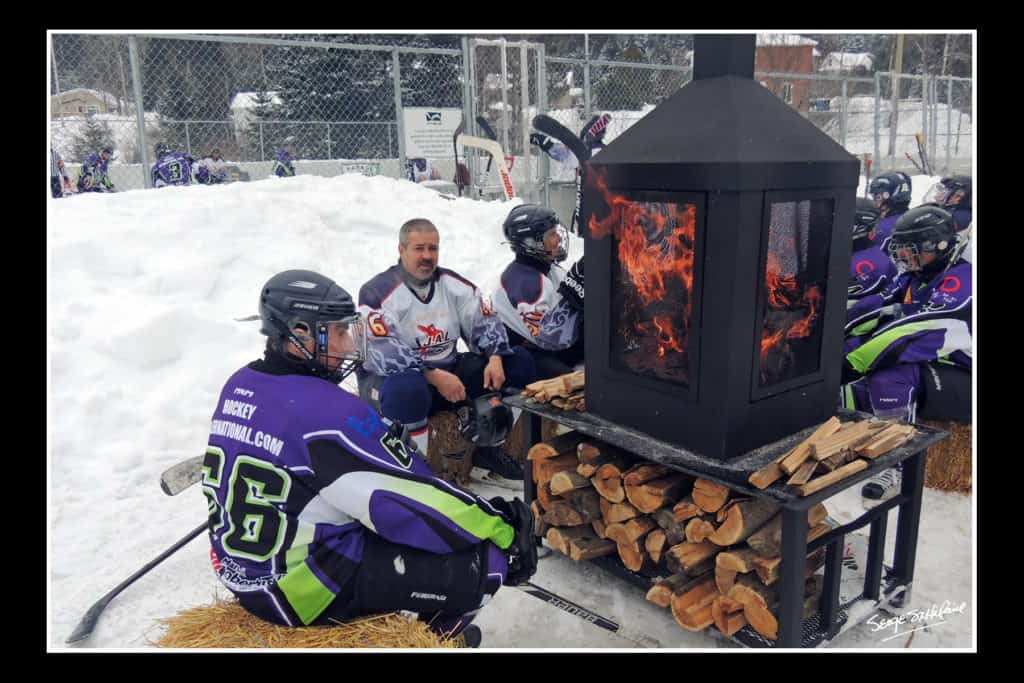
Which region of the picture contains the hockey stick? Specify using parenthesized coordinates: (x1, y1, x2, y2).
(515, 581, 662, 648)
(532, 115, 591, 235)
(915, 132, 932, 176)
(476, 116, 499, 173)
(453, 119, 466, 197)
(66, 521, 208, 643)
(457, 134, 515, 200)
(904, 152, 924, 174)
(161, 455, 205, 496)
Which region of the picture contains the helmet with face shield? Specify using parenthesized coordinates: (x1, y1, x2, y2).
(502, 204, 569, 264)
(886, 205, 959, 274)
(922, 175, 971, 211)
(258, 269, 366, 382)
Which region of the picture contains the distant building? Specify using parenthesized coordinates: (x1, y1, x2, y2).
(754, 33, 819, 113)
(51, 88, 125, 119)
(819, 52, 875, 75)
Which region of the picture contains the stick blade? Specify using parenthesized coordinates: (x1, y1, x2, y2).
(160, 455, 204, 496)
(66, 599, 110, 643)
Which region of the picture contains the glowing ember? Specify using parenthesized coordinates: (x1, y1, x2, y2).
(787, 285, 822, 340)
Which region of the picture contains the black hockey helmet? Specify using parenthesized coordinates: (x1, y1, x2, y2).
(869, 171, 912, 213)
(923, 175, 971, 211)
(155, 142, 169, 158)
(258, 269, 366, 382)
(887, 205, 959, 273)
(503, 204, 568, 263)
(456, 393, 513, 448)
(852, 197, 881, 251)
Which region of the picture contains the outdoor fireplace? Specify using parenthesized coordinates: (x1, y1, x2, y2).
(583, 35, 860, 460)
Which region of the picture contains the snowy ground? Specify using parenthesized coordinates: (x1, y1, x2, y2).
(47, 172, 974, 651)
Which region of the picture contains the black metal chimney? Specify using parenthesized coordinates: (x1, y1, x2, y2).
(693, 34, 755, 81)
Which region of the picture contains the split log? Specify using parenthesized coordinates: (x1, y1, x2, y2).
(692, 479, 731, 513)
(531, 500, 548, 538)
(742, 575, 824, 641)
(599, 497, 640, 524)
(811, 420, 888, 461)
(568, 535, 617, 562)
(604, 516, 657, 545)
(708, 499, 782, 546)
(577, 448, 635, 478)
(577, 440, 629, 465)
(549, 471, 593, 496)
(670, 578, 718, 632)
(646, 570, 715, 608)
(817, 448, 858, 473)
(778, 416, 842, 475)
(617, 541, 656, 572)
(622, 463, 675, 487)
(526, 431, 586, 461)
(533, 453, 580, 486)
(716, 547, 762, 574)
(786, 459, 818, 487)
(715, 565, 738, 595)
(685, 516, 718, 544)
(751, 547, 826, 586)
(727, 573, 778, 611)
(591, 475, 626, 503)
(856, 424, 917, 459)
(651, 507, 689, 545)
(664, 541, 720, 575)
(592, 518, 607, 539)
(745, 503, 829, 557)
(712, 595, 748, 636)
(748, 462, 786, 490)
(798, 459, 869, 497)
(672, 496, 703, 523)
(645, 529, 667, 564)
(625, 474, 692, 513)
(550, 397, 567, 409)
(561, 370, 585, 394)
(542, 489, 602, 526)
(545, 526, 586, 555)
(716, 497, 752, 523)
(536, 481, 557, 511)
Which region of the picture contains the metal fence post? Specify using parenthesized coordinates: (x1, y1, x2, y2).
(499, 39, 510, 157)
(392, 48, 406, 179)
(326, 123, 331, 160)
(874, 72, 881, 173)
(467, 38, 479, 196)
(259, 120, 265, 162)
(583, 33, 592, 118)
(840, 78, 848, 148)
(51, 37, 65, 127)
(946, 76, 953, 174)
(185, 121, 191, 156)
(128, 36, 150, 188)
(520, 42, 531, 199)
(537, 43, 550, 209)
(921, 73, 928, 172)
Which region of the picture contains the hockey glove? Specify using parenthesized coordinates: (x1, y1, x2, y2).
(557, 257, 584, 312)
(529, 132, 554, 153)
(488, 496, 538, 586)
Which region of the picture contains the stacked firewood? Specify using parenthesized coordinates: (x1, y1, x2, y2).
(747, 416, 918, 496)
(521, 371, 585, 411)
(527, 432, 835, 641)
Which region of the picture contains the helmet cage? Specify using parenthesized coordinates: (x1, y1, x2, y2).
(270, 311, 366, 383)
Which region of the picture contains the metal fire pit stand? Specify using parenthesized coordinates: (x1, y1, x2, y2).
(505, 395, 948, 648)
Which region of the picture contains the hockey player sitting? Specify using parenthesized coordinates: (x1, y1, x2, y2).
(867, 171, 913, 250)
(357, 218, 537, 481)
(841, 206, 972, 507)
(407, 157, 442, 183)
(921, 175, 971, 233)
(195, 147, 228, 185)
(848, 197, 897, 309)
(201, 269, 537, 645)
(492, 204, 584, 380)
(151, 142, 196, 188)
(273, 138, 296, 178)
(77, 146, 116, 193)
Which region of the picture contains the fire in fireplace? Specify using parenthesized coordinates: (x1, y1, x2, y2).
(581, 35, 860, 460)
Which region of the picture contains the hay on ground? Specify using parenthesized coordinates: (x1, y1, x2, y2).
(919, 419, 972, 494)
(154, 596, 461, 649)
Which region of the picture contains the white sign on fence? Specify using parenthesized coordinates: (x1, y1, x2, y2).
(403, 108, 462, 159)
(339, 162, 381, 176)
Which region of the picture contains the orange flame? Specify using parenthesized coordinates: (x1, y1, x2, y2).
(654, 315, 684, 357)
(787, 285, 823, 340)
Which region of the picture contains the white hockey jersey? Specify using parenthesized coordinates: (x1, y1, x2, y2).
(491, 256, 570, 350)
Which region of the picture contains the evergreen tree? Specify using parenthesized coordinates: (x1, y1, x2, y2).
(69, 114, 114, 164)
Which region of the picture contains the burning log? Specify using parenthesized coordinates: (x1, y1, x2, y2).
(646, 571, 714, 609)
(692, 479, 731, 513)
(712, 595, 748, 636)
(745, 503, 828, 557)
(527, 431, 586, 461)
(625, 473, 692, 513)
(652, 506, 689, 545)
(778, 416, 842, 475)
(708, 499, 782, 546)
(685, 516, 718, 544)
(599, 497, 640, 524)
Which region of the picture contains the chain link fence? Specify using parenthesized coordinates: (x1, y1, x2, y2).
(50, 33, 973, 196)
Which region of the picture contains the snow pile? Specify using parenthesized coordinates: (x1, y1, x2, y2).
(48, 173, 971, 650)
